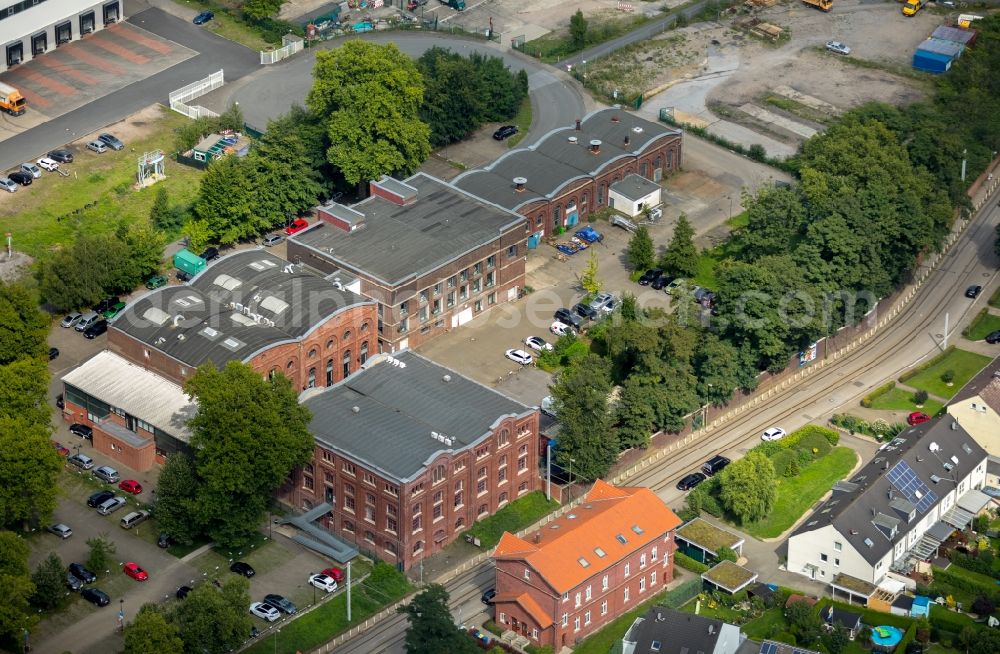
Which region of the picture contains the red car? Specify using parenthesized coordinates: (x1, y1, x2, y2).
(321, 566, 345, 583)
(284, 218, 309, 235)
(907, 412, 931, 425)
(119, 479, 143, 495)
(52, 441, 70, 457)
(123, 562, 149, 581)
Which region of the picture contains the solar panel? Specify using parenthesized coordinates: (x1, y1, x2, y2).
(759, 642, 778, 654)
(886, 461, 938, 513)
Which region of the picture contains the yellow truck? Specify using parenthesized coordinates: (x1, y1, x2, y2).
(801, 0, 832, 11)
(0, 81, 26, 116)
(902, 0, 922, 16)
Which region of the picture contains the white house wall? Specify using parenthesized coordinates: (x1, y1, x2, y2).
(0, 0, 121, 73)
(713, 622, 742, 654)
(948, 400, 1000, 459)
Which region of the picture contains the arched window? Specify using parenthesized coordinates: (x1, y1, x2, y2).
(361, 322, 370, 333)
(640, 162, 648, 177)
(360, 341, 369, 365)
(326, 339, 335, 350)
(326, 359, 334, 385)
(598, 183, 606, 204)
(269, 368, 278, 380)
(343, 330, 352, 341)
(307, 367, 316, 388)
(413, 540, 424, 554)
(308, 348, 317, 359)
(432, 465, 445, 484)
(286, 360, 295, 370)
(342, 350, 351, 379)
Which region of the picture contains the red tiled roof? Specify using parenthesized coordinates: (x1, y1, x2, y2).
(493, 480, 681, 594)
(495, 592, 553, 629)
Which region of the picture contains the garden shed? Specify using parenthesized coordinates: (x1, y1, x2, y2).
(676, 518, 745, 562)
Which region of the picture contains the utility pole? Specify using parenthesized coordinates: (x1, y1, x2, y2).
(961, 148, 967, 182)
(346, 561, 352, 621)
(546, 443, 552, 501)
(943, 313, 949, 349)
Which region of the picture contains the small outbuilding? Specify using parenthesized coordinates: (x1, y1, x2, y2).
(172, 248, 206, 277)
(912, 38, 964, 73)
(609, 173, 662, 217)
(702, 560, 758, 595)
(823, 605, 862, 638)
(676, 518, 745, 563)
(931, 25, 976, 46)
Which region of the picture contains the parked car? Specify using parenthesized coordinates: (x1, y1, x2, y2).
(493, 125, 518, 140)
(66, 572, 83, 592)
(694, 288, 716, 306)
(524, 336, 552, 352)
(37, 157, 60, 171)
(97, 496, 127, 515)
(573, 302, 599, 321)
(701, 455, 731, 476)
(553, 308, 583, 330)
(93, 465, 120, 484)
(69, 563, 97, 584)
(590, 292, 617, 314)
(8, 171, 32, 186)
(965, 285, 983, 299)
(481, 588, 497, 605)
(98, 133, 124, 151)
(193, 10, 214, 24)
(638, 269, 663, 286)
(61, 312, 82, 328)
(86, 140, 107, 153)
(230, 561, 255, 578)
(284, 218, 309, 235)
(177, 270, 192, 282)
(308, 573, 338, 593)
(158, 533, 172, 549)
(52, 441, 70, 457)
(93, 297, 120, 314)
(320, 567, 345, 583)
(986, 330, 1000, 344)
(0, 177, 18, 193)
(907, 412, 931, 426)
(825, 40, 851, 55)
(651, 273, 674, 291)
(101, 301, 126, 319)
(200, 246, 220, 262)
(20, 162, 41, 178)
(68, 453, 94, 470)
(123, 562, 149, 581)
(81, 587, 110, 606)
(87, 490, 115, 508)
(264, 594, 297, 614)
(145, 274, 167, 290)
(45, 150, 72, 164)
(176, 585, 192, 599)
(676, 472, 707, 491)
(49, 347, 59, 360)
(75, 311, 100, 331)
(84, 319, 108, 339)
(761, 427, 786, 442)
(262, 233, 284, 247)
(550, 321, 574, 337)
(119, 479, 143, 495)
(56, 394, 64, 409)
(120, 510, 149, 529)
(70, 423, 94, 440)
(250, 602, 281, 622)
(48, 523, 73, 539)
(505, 349, 533, 366)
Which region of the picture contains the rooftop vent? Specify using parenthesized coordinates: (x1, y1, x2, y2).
(864, 538, 875, 548)
(951, 421, 958, 431)
(351, 406, 360, 413)
(632, 126, 643, 134)
(568, 136, 578, 144)
(962, 443, 972, 454)
(442, 374, 452, 382)
(930, 475, 942, 484)
(929, 442, 940, 452)
(513, 176, 527, 192)
(624, 134, 630, 147)
(950, 455, 959, 465)
(589, 139, 602, 154)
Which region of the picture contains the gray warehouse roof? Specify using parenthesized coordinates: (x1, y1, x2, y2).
(304, 350, 533, 482)
(290, 173, 524, 286)
(453, 107, 679, 211)
(791, 418, 987, 565)
(113, 249, 372, 368)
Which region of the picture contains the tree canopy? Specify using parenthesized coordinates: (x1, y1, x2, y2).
(718, 451, 776, 524)
(124, 605, 184, 654)
(400, 585, 479, 654)
(0, 531, 36, 642)
(549, 354, 617, 480)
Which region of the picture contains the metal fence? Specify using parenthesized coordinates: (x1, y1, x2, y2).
(260, 34, 304, 64)
(168, 70, 224, 119)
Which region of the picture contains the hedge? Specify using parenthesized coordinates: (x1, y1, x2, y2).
(899, 345, 955, 383)
(675, 552, 710, 574)
(897, 622, 918, 652)
(933, 566, 998, 597)
(861, 381, 896, 408)
(929, 604, 976, 635)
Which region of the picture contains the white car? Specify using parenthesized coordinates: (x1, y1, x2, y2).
(37, 157, 60, 171)
(826, 41, 851, 56)
(524, 336, 553, 352)
(505, 349, 533, 366)
(761, 427, 787, 442)
(21, 162, 41, 178)
(550, 321, 573, 337)
(308, 573, 338, 593)
(249, 602, 281, 622)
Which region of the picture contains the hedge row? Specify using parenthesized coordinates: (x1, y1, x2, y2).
(897, 622, 919, 652)
(899, 345, 956, 383)
(861, 381, 896, 408)
(929, 604, 976, 635)
(933, 565, 999, 597)
(675, 552, 710, 574)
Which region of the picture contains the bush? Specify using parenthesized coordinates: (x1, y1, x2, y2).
(675, 552, 710, 573)
(948, 550, 999, 578)
(862, 381, 896, 408)
(971, 595, 995, 615)
(942, 369, 955, 384)
(914, 389, 929, 406)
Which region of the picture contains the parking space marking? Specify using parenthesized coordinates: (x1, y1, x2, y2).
(36, 57, 99, 86)
(108, 23, 176, 56)
(9, 66, 77, 97)
(88, 37, 150, 66)
(67, 46, 124, 75)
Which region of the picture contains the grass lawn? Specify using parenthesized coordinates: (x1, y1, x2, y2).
(742, 607, 786, 639)
(990, 286, 1000, 309)
(963, 310, 1000, 341)
(868, 387, 945, 415)
(464, 492, 559, 549)
(190, 533, 290, 580)
(692, 246, 724, 290)
(739, 447, 858, 539)
(902, 348, 992, 400)
(725, 211, 749, 231)
(506, 98, 532, 149)
(0, 106, 203, 258)
(170, 0, 271, 51)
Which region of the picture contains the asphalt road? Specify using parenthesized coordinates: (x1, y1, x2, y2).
(218, 33, 585, 147)
(0, 6, 258, 172)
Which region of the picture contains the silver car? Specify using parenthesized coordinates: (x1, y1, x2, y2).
(68, 453, 94, 470)
(262, 233, 284, 247)
(86, 140, 107, 154)
(21, 162, 41, 178)
(61, 312, 83, 328)
(0, 177, 18, 193)
(96, 496, 126, 515)
(48, 523, 73, 539)
(826, 41, 851, 56)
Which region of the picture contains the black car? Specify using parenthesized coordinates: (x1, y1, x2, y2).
(98, 133, 124, 151)
(84, 319, 108, 339)
(481, 588, 497, 605)
(986, 330, 1000, 344)
(638, 269, 663, 286)
(573, 302, 599, 321)
(651, 274, 674, 291)
(88, 490, 115, 508)
(69, 563, 97, 584)
(93, 296, 120, 314)
(230, 561, 255, 578)
(56, 394, 64, 409)
(176, 585, 192, 600)
(701, 455, 731, 476)
(71, 423, 94, 440)
(49, 347, 59, 360)
(177, 270, 193, 282)
(553, 308, 583, 330)
(157, 533, 172, 549)
(493, 125, 518, 141)
(676, 472, 707, 491)
(81, 587, 110, 607)
(965, 285, 983, 299)
(66, 572, 83, 592)
(193, 10, 214, 24)
(264, 594, 297, 614)
(200, 247, 220, 262)
(9, 171, 32, 186)
(48, 149, 74, 163)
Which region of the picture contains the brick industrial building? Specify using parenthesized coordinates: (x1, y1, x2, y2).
(281, 350, 540, 569)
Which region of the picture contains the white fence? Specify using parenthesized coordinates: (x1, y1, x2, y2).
(260, 34, 304, 65)
(168, 69, 224, 119)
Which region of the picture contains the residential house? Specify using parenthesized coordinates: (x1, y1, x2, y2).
(946, 357, 1000, 486)
(622, 607, 742, 654)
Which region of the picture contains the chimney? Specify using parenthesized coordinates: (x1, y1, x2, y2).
(589, 139, 602, 155)
(624, 134, 630, 147)
(575, 119, 581, 131)
(708, 625, 715, 635)
(513, 176, 527, 192)
(533, 532, 541, 544)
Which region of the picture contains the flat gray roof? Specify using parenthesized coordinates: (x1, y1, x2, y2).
(290, 173, 524, 286)
(304, 350, 533, 482)
(611, 173, 661, 202)
(113, 249, 372, 368)
(453, 107, 679, 211)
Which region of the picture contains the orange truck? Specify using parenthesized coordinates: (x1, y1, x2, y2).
(0, 82, 26, 116)
(801, 0, 832, 11)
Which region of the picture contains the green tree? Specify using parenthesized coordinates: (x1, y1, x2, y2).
(942, 369, 955, 385)
(149, 186, 171, 229)
(116, 220, 166, 288)
(37, 233, 133, 311)
(124, 604, 184, 654)
(400, 585, 479, 654)
(154, 453, 201, 546)
(718, 451, 776, 524)
(969, 628, 1000, 654)
(216, 103, 245, 133)
(0, 358, 50, 426)
(251, 126, 325, 220)
(173, 577, 252, 654)
(693, 334, 743, 406)
(616, 376, 658, 450)
(659, 213, 698, 278)
(627, 226, 654, 271)
(569, 10, 589, 50)
(0, 531, 36, 641)
(580, 251, 602, 295)
(308, 41, 430, 189)
(470, 52, 528, 122)
(194, 156, 268, 245)
(732, 186, 805, 262)
(0, 282, 49, 364)
(185, 362, 313, 547)
(30, 553, 67, 610)
(418, 48, 484, 147)
(0, 417, 61, 529)
(242, 0, 283, 20)
(550, 355, 618, 480)
(825, 623, 850, 654)
(785, 599, 820, 643)
(265, 105, 331, 188)
(86, 535, 117, 574)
